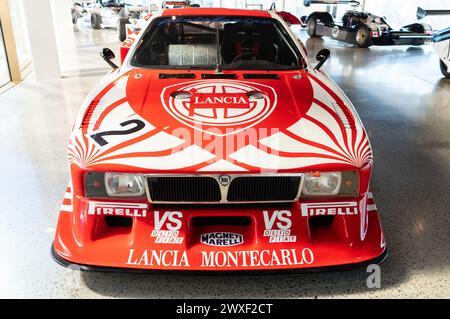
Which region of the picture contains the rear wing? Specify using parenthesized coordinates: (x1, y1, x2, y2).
(417, 7, 450, 20)
(303, 0, 360, 7)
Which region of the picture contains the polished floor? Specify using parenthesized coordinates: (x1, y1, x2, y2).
(0, 24, 449, 298)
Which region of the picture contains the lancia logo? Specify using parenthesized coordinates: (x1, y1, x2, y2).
(218, 175, 231, 186)
(161, 80, 277, 136)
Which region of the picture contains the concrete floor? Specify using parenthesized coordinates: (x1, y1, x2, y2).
(0, 24, 449, 298)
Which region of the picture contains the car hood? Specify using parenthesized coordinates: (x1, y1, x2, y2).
(69, 69, 371, 173)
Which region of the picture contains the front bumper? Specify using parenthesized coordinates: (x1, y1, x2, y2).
(52, 193, 386, 272)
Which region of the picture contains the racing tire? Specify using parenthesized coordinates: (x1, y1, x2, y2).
(355, 25, 371, 48)
(317, 12, 333, 24)
(440, 59, 450, 79)
(307, 17, 321, 37)
(91, 13, 102, 30)
(118, 17, 129, 42)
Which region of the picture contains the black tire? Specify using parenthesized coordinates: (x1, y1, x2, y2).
(91, 13, 102, 30)
(355, 25, 371, 48)
(118, 17, 129, 42)
(317, 12, 333, 24)
(307, 17, 320, 37)
(440, 59, 450, 79)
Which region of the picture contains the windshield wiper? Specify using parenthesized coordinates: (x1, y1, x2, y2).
(214, 23, 223, 74)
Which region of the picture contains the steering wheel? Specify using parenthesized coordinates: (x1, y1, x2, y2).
(232, 51, 261, 63)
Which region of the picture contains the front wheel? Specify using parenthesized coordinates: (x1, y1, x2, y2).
(440, 59, 450, 78)
(355, 25, 371, 48)
(91, 13, 102, 30)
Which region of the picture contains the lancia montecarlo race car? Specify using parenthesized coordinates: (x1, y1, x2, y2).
(304, 0, 432, 48)
(52, 8, 387, 272)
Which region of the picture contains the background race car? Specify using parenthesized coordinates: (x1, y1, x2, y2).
(417, 7, 450, 78)
(118, 1, 200, 41)
(304, 0, 433, 48)
(75, 0, 148, 32)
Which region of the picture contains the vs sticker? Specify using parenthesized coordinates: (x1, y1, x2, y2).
(301, 202, 358, 217)
(151, 211, 184, 244)
(262, 210, 297, 243)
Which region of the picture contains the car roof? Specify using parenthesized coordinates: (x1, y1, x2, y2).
(161, 7, 272, 18)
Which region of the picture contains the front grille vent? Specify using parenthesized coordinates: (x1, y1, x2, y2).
(148, 176, 221, 202)
(146, 174, 302, 204)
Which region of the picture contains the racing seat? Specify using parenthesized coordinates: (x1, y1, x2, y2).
(221, 22, 277, 64)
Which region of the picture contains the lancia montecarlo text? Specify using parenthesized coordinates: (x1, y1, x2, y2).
(52, 8, 387, 272)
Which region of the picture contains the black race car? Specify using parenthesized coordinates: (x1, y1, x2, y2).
(304, 0, 432, 48)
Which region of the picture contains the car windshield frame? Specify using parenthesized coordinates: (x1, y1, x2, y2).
(129, 15, 303, 71)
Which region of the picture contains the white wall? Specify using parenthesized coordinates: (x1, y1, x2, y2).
(22, 0, 61, 80)
(51, 0, 75, 53)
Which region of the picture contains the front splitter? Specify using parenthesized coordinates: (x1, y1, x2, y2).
(51, 243, 388, 275)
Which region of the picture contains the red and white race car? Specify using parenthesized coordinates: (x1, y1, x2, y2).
(52, 8, 386, 272)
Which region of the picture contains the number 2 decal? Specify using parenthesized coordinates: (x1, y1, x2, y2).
(90, 119, 145, 146)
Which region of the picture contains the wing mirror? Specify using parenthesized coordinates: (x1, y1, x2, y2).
(100, 48, 118, 69)
(314, 48, 331, 71)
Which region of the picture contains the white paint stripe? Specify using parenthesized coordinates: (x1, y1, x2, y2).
(89, 202, 148, 208)
(60, 204, 73, 212)
(367, 204, 377, 211)
(63, 193, 72, 200)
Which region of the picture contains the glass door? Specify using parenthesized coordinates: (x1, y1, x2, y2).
(0, 21, 11, 88)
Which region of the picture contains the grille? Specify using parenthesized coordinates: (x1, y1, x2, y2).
(146, 175, 302, 204)
(147, 176, 221, 202)
(227, 176, 301, 202)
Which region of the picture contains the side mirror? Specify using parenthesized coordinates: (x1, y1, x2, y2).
(314, 48, 331, 71)
(100, 48, 118, 69)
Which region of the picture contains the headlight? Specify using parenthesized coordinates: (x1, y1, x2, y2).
(105, 173, 144, 197)
(84, 172, 145, 198)
(302, 171, 359, 197)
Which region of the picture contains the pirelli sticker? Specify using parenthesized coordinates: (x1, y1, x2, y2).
(301, 202, 358, 217)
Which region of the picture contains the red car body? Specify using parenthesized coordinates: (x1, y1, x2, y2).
(52, 8, 386, 272)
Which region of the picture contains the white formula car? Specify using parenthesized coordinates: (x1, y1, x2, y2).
(82, 0, 147, 31)
(417, 7, 450, 78)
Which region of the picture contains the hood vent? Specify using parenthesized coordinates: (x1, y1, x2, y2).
(159, 73, 196, 79)
(244, 73, 279, 79)
(80, 100, 99, 129)
(202, 73, 237, 79)
(330, 100, 353, 129)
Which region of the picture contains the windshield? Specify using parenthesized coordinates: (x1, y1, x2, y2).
(130, 16, 302, 70)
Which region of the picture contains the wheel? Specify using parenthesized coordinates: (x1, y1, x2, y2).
(355, 25, 371, 48)
(91, 13, 102, 30)
(440, 59, 450, 79)
(307, 17, 321, 37)
(118, 17, 129, 42)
